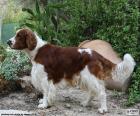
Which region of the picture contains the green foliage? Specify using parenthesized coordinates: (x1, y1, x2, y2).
(95, 0, 139, 57)
(20, 0, 140, 105)
(0, 44, 6, 57)
(3, 0, 27, 23)
(19, 0, 65, 44)
(0, 50, 31, 80)
(127, 66, 140, 105)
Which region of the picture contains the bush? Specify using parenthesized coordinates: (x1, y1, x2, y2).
(0, 49, 31, 80)
(0, 44, 6, 61)
(127, 66, 140, 105)
(19, 0, 63, 44)
(20, 0, 140, 105)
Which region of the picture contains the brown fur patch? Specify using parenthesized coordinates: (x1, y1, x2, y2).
(34, 44, 115, 84)
(88, 51, 115, 80)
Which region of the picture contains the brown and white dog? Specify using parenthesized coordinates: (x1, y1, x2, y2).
(7, 28, 135, 113)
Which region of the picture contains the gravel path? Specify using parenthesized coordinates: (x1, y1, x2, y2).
(0, 88, 139, 116)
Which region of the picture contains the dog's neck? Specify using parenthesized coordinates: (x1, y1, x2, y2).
(24, 33, 46, 61)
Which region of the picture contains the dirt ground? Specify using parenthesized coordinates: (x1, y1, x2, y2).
(0, 88, 140, 116)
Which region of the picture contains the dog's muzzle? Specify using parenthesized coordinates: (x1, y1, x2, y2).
(7, 40, 12, 46)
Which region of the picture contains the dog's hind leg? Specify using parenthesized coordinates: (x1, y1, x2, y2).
(80, 66, 108, 113)
(81, 91, 92, 107)
(97, 84, 107, 113)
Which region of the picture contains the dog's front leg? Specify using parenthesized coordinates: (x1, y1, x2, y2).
(38, 91, 48, 108)
(38, 78, 49, 108)
(47, 80, 56, 106)
(38, 79, 56, 108)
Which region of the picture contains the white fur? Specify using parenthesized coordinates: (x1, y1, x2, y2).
(112, 53, 136, 83)
(55, 79, 69, 89)
(79, 66, 107, 113)
(9, 36, 16, 48)
(78, 48, 92, 55)
(31, 62, 48, 108)
(31, 61, 56, 108)
(31, 62, 46, 91)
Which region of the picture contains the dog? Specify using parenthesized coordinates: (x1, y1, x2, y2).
(7, 28, 135, 113)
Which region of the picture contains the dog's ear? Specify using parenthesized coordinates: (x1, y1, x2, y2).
(26, 31, 37, 50)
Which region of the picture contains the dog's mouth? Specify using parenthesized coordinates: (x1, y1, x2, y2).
(8, 45, 15, 49)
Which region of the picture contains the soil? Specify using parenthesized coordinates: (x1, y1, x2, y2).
(0, 88, 139, 116)
(0, 77, 22, 95)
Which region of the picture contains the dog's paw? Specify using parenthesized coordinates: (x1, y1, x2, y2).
(80, 101, 89, 107)
(39, 99, 43, 104)
(98, 108, 108, 114)
(38, 103, 48, 108)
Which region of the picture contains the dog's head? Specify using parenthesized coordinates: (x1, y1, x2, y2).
(7, 28, 37, 50)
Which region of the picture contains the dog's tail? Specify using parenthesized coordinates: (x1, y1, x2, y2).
(112, 53, 136, 83)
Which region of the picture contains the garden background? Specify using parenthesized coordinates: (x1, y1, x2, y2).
(0, 0, 139, 108)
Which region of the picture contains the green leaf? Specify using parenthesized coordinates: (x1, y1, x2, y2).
(22, 8, 35, 16)
(51, 15, 58, 31)
(24, 23, 35, 29)
(35, 0, 41, 15)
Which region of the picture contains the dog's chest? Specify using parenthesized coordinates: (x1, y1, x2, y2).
(31, 62, 47, 91)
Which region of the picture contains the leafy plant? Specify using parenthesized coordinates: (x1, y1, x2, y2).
(0, 44, 6, 57)
(127, 66, 140, 105)
(19, 0, 66, 44)
(0, 50, 31, 80)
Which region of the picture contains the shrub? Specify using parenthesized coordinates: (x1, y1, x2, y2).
(0, 44, 7, 61)
(127, 65, 140, 105)
(19, 0, 64, 44)
(0, 50, 31, 80)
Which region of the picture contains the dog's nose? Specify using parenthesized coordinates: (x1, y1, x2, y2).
(7, 40, 12, 46)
